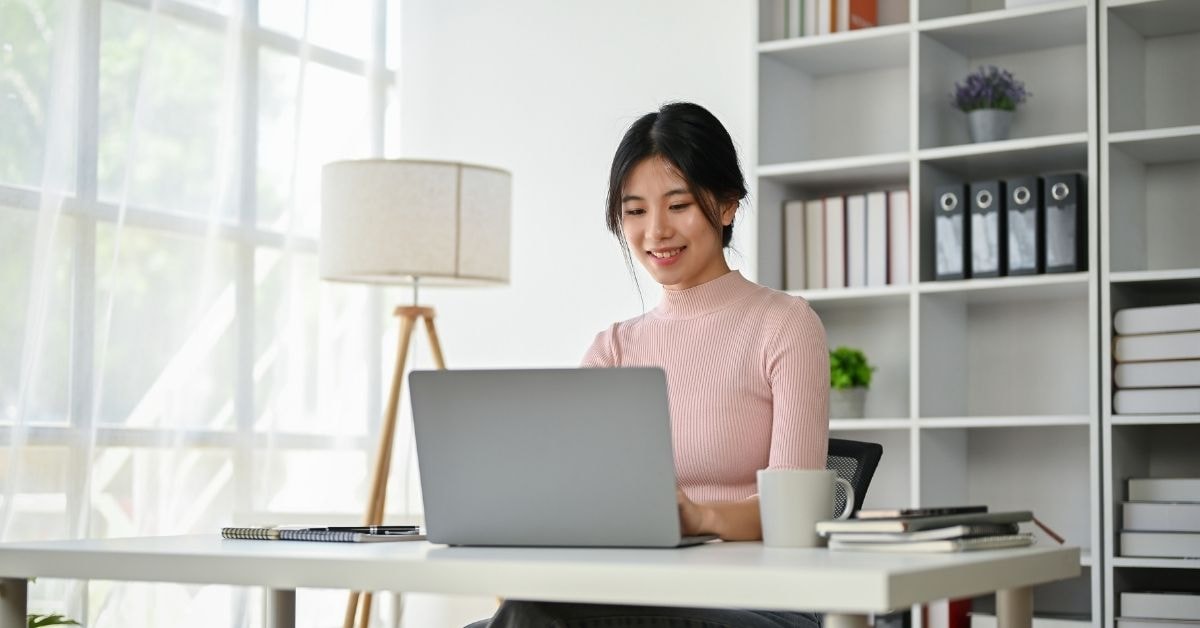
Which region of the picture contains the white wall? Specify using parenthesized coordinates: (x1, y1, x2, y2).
(390, 0, 758, 369)
(387, 1, 755, 625)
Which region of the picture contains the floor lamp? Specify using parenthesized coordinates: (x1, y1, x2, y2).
(320, 159, 512, 628)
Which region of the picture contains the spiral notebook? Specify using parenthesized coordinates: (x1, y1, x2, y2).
(221, 526, 426, 543)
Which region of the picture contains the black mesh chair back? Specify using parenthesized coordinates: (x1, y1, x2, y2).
(826, 438, 883, 516)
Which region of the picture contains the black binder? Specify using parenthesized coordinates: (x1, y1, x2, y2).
(934, 184, 969, 281)
(1044, 173, 1087, 273)
(968, 180, 1006, 278)
(1005, 176, 1043, 276)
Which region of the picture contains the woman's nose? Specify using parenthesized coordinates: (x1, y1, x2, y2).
(649, 209, 672, 238)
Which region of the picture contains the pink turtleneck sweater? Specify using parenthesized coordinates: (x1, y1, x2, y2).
(581, 270, 829, 503)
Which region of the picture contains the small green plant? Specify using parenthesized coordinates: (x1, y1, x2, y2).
(830, 346, 874, 390)
(27, 614, 80, 628)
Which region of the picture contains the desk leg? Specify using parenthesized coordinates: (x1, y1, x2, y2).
(824, 613, 870, 628)
(0, 578, 26, 628)
(997, 586, 1033, 628)
(266, 588, 296, 628)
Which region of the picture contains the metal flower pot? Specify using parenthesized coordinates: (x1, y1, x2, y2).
(829, 387, 867, 419)
(967, 108, 1013, 143)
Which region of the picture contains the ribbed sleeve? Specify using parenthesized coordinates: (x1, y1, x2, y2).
(578, 271, 829, 503)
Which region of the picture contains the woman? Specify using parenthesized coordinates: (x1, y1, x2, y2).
(467, 102, 829, 628)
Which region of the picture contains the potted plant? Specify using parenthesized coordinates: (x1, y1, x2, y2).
(951, 65, 1031, 143)
(829, 346, 874, 419)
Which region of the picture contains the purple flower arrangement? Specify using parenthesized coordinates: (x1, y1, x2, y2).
(951, 65, 1031, 112)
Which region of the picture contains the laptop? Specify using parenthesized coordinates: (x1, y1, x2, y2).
(408, 367, 716, 548)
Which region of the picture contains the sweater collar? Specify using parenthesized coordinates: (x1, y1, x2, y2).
(653, 270, 758, 320)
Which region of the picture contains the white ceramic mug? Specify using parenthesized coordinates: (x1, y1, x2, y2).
(757, 468, 855, 548)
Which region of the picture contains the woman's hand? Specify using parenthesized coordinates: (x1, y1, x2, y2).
(676, 489, 710, 536)
(677, 489, 764, 541)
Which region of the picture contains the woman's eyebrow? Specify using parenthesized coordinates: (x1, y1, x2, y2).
(621, 188, 691, 203)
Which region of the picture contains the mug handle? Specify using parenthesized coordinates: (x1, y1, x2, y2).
(834, 477, 856, 520)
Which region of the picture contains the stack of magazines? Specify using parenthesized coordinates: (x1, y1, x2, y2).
(816, 506, 1035, 552)
(221, 525, 426, 543)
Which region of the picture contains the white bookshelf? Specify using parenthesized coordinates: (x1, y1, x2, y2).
(754, 0, 1100, 625)
(1100, 0, 1200, 625)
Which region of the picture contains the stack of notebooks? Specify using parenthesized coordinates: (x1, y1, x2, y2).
(1121, 478, 1200, 559)
(1113, 302, 1200, 416)
(1118, 591, 1200, 628)
(221, 524, 426, 543)
(816, 506, 1035, 553)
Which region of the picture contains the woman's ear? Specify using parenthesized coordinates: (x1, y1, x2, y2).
(720, 202, 737, 226)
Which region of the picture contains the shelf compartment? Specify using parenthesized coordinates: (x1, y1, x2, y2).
(811, 298, 911, 420)
(919, 290, 1090, 418)
(918, 425, 1093, 551)
(919, 415, 1091, 428)
(918, 24, 1088, 150)
(1109, 0, 1200, 39)
(919, 0, 1083, 23)
(753, 171, 910, 290)
(758, 153, 910, 191)
(919, 1, 1088, 57)
(758, 25, 911, 76)
(919, 132, 1089, 178)
(1107, 4, 1200, 133)
(759, 48, 909, 165)
(1107, 141, 1200, 274)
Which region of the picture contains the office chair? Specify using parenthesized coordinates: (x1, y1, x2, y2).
(827, 438, 883, 516)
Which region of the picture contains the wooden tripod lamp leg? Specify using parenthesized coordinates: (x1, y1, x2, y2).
(347, 306, 446, 628)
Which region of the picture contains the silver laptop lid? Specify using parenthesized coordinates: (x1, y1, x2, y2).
(409, 367, 685, 547)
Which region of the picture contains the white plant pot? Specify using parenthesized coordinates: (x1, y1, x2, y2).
(967, 109, 1013, 143)
(829, 388, 867, 419)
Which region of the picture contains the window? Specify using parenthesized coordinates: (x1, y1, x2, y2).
(0, 0, 398, 624)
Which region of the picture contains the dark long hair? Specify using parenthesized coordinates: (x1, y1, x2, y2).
(605, 102, 748, 255)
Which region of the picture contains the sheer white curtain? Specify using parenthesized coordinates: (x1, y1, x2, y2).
(0, 0, 402, 625)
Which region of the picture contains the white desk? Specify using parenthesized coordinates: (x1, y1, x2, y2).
(0, 535, 1079, 628)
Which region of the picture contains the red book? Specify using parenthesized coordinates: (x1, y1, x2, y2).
(849, 0, 878, 29)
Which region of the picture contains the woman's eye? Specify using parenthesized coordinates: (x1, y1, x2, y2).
(669, 203, 691, 211)
(623, 208, 645, 216)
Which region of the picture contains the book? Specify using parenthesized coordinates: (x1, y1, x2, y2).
(836, 0, 849, 31)
(828, 523, 1019, 543)
(787, 0, 803, 38)
(1114, 303, 1200, 336)
(804, 199, 825, 290)
(221, 526, 426, 543)
(1120, 531, 1200, 558)
(817, 510, 1033, 535)
(1116, 360, 1200, 389)
(1115, 331, 1200, 363)
(825, 195, 846, 288)
(855, 505, 988, 520)
(1124, 502, 1200, 532)
(817, 0, 832, 35)
(784, 200, 807, 290)
(829, 533, 1033, 553)
(888, 189, 910, 286)
(848, 0, 877, 30)
(846, 194, 867, 288)
(804, 0, 818, 37)
(1121, 592, 1200, 620)
(866, 191, 888, 287)
(1129, 479, 1200, 502)
(1117, 619, 1200, 628)
(1113, 388, 1200, 415)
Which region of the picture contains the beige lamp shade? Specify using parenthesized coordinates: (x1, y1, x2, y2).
(319, 159, 512, 285)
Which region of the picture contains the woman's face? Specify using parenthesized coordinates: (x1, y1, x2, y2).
(620, 156, 734, 291)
